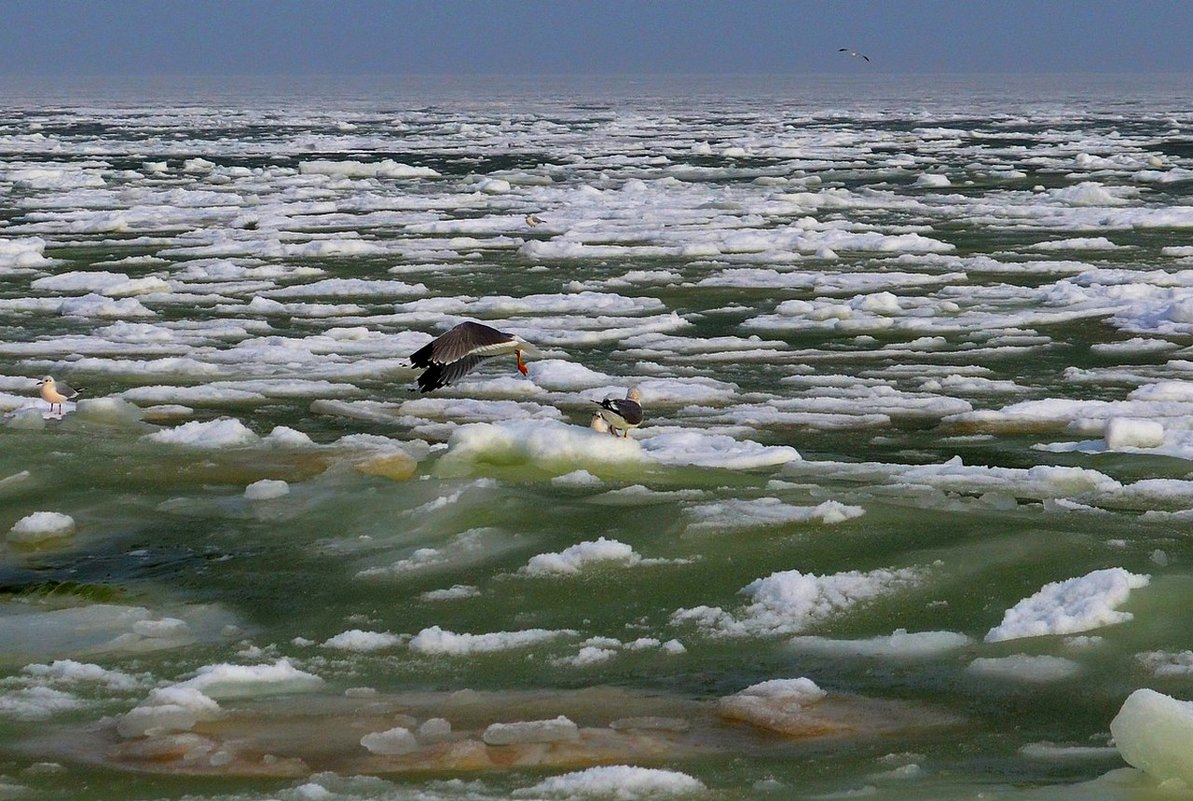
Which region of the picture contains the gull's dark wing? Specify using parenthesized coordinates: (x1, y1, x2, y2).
(417, 354, 491, 393)
(410, 321, 514, 368)
(598, 398, 643, 426)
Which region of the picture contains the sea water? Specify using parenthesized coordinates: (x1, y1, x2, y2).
(1, 74, 1193, 799)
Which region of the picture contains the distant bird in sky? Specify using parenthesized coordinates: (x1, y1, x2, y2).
(594, 387, 643, 438)
(838, 48, 871, 62)
(37, 375, 81, 415)
(409, 321, 535, 393)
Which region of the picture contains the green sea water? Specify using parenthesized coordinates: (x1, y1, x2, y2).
(1, 75, 1193, 800)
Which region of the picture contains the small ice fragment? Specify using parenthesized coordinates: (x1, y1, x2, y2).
(482, 715, 579, 745)
(7, 512, 75, 545)
(244, 479, 290, 501)
(360, 726, 419, 755)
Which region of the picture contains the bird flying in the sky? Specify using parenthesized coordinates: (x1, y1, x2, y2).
(838, 48, 870, 62)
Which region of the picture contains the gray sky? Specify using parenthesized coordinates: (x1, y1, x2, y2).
(4, 0, 1192, 75)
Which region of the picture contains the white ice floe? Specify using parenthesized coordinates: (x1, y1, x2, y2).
(684, 497, 863, 532)
(735, 677, 826, 703)
(484, 715, 579, 745)
(7, 512, 76, 545)
(984, 568, 1150, 642)
(420, 584, 481, 602)
(513, 765, 706, 798)
(117, 685, 221, 738)
(789, 629, 972, 658)
(360, 726, 419, 755)
(639, 430, 800, 469)
(408, 625, 576, 655)
(435, 420, 645, 476)
(672, 565, 925, 638)
(321, 630, 402, 652)
(966, 655, 1082, 683)
(1111, 689, 1193, 786)
(244, 479, 290, 500)
(298, 159, 440, 179)
(521, 537, 643, 575)
(144, 417, 259, 448)
(175, 659, 323, 699)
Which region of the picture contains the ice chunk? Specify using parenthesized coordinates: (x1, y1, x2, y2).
(409, 625, 575, 655)
(985, 568, 1150, 642)
(483, 715, 579, 745)
(513, 765, 705, 798)
(177, 659, 323, 699)
(244, 479, 290, 500)
(117, 686, 220, 738)
(1104, 418, 1164, 449)
(790, 629, 972, 658)
(360, 726, 419, 755)
(522, 537, 641, 575)
(321, 630, 401, 652)
(145, 418, 260, 448)
(966, 655, 1082, 682)
(7, 512, 75, 545)
(1111, 688, 1193, 786)
(75, 397, 144, 425)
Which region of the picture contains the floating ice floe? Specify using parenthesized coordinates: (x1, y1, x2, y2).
(7, 511, 76, 545)
(521, 537, 644, 576)
(984, 568, 1150, 642)
(683, 497, 863, 533)
(173, 659, 323, 700)
(672, 565, 926, 638)
(966, 655, 1083, 683)
(322, 630, 402, 652)
(409, 625, 576, 655)
(789, 629, 972, 658)
(1111, 689, 1193, 787)
(513, 765, 706, 799)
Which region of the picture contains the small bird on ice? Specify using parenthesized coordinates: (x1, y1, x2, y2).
(409, 321, 537, 393)
(838, 48, 870, 62)
(525, 213, 544, 227)
(594, 387, 643, 438)
(37, 376, 81, 415)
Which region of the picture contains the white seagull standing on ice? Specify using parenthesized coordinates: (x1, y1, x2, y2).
(37, 375, 81, 415)
(594, 387, 643, 438)
(409, 321, 536, 393)
(838, 48, 871, 62)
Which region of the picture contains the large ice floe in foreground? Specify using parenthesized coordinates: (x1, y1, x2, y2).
(434, 419, 800, 477)
(1112, 689, 1193, 787)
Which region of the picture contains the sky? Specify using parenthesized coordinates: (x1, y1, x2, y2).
(3, 0, 1193, 76)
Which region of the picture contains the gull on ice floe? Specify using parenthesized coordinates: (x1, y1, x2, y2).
(838, 48, 870, 62)
(594, 387, 643, 438)
(409, 321, 536, 393)
(37, 376, 82, 415)
(525, 213, 544, 227)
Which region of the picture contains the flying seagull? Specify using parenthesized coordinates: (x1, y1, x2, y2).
(594, 387, 643, 438)
(37, 375, 81, 415)
(409, 321, 535, 393)
(838, 48, 871, 62)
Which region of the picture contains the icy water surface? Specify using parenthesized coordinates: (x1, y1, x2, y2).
(3, 74, 1193, 799)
